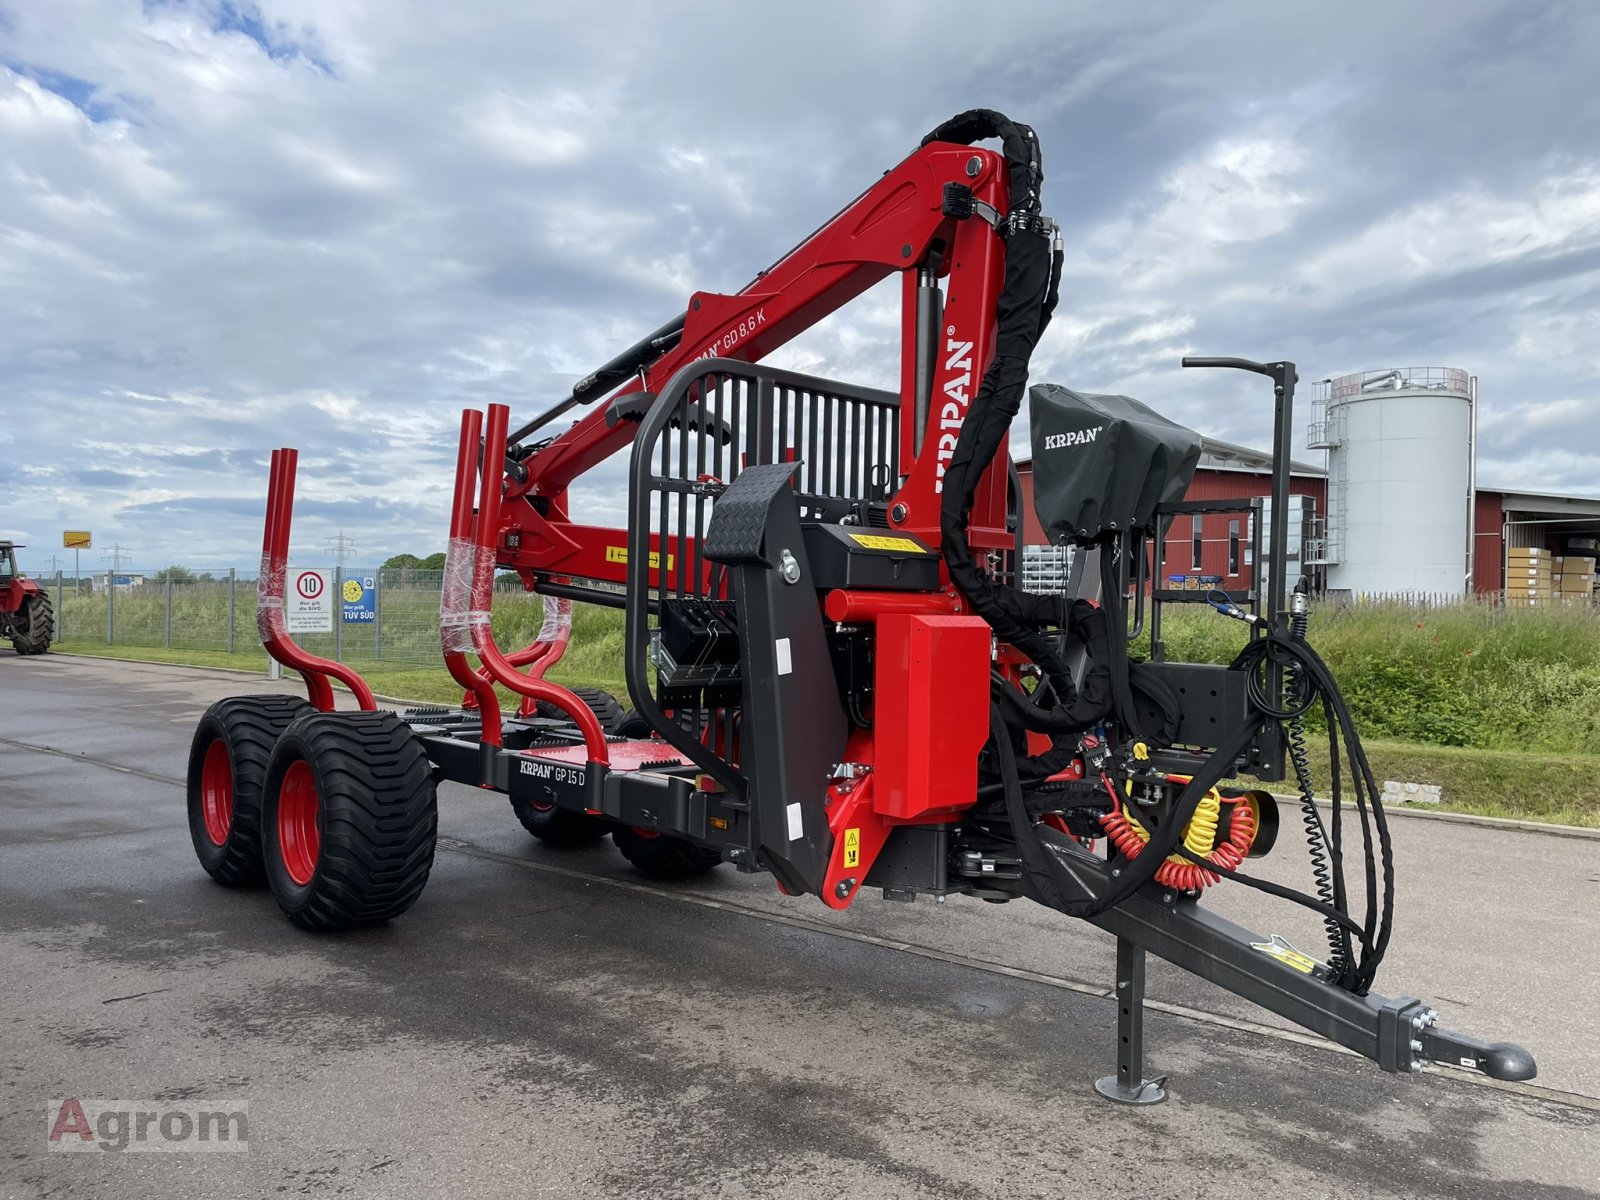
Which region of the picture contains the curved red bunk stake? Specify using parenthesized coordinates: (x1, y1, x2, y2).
(445, 408, 608, 765)
(460, 616, 570, 716)
(257, 449, 377, 713)
(442, 410, 504, 746)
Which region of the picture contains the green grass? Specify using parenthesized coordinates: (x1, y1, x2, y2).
(1266, 737, 1599, 828)
(56, 638, 625, 707)
(53, 599, 627, 711)
(50, 592, 1600, 828)
(1146, 598, 1600, 755)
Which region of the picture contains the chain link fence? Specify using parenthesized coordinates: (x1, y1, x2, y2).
(47, 568, 559, 666)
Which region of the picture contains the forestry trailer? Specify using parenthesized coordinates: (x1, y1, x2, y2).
(186, 110, 1535, 1102)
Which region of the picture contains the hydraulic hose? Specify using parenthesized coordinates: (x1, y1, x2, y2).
(1284, 591, 1355, 985)
(925, 110, 1108, 738)
(1218, 625, 1395, 994)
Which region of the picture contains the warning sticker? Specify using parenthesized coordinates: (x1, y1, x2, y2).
(847, 533, 928, 554)
(605, 546, 675, 571)
(843, 828, 861, 868)
(1251, 935, 1320, 975)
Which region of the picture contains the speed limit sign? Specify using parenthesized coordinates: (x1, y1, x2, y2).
(286, 569, 332, 632)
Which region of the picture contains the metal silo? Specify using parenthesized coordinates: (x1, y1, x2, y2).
(1305, 368, 1475, 597)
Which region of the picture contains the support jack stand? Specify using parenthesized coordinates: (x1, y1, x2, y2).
(1095, 937, 1169, 1105)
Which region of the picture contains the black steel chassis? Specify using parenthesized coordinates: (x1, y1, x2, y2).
(395, 352, 1536, 1101)
(404, 705, 1537, 1101)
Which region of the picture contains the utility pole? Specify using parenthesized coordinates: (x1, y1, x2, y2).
(102, 544, 135, 576)
(101, 544, 133, 645)
(325, 530, 357, 570)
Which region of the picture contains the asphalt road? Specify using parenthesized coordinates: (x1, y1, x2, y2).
(2, 654, 1597, 1199)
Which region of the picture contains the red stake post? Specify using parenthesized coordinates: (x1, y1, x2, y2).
(444, 406, 610, 767)
(257, 448, 377, 712)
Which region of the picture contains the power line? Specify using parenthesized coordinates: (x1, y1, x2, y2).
(325, 530, 358, 569)
(101, 543, 135, 573)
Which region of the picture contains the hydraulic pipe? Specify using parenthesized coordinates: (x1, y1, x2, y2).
(505, 315, 687, 446)
(912, 265, 941, 456)
(468, 404, 610, 765)
(824, 589, 960, 623)
(257, 448, 376, 712)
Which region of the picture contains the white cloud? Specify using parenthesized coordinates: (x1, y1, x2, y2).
(3, 0, 1600, 579)
(1298, 166, 1600, 293)
(1079, 135, 1311, 291)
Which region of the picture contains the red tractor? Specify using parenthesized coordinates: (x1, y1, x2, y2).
(0, 542, 53, 655)
(185, 110, 1536, 1101)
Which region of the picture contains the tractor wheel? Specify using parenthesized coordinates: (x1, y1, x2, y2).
(511, 687, 622, 847)
(613, 826, 723, 880)
(186, 694, 314, 887)
(11, 590, 53, 655)
(614, 708, 652, 738)
(616, 707, 710, 739)
(261, 710, 437, 931)
(535, 685, 625, 732)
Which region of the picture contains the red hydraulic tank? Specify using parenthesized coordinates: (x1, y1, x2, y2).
(872, 614, 991, 820)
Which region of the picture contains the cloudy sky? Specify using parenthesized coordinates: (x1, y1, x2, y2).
(2, 0, 1598, 574)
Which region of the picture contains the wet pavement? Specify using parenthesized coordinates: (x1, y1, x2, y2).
(2, 654, 1596, 1198)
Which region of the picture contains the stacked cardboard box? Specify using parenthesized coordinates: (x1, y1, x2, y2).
(1555, 554, 1597, 606)
(1506, 547, 1554, 605)
(1572, 540, 1600, 605)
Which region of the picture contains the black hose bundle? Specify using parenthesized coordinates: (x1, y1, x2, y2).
(923, 110, 1107, 738)
(924, 112, 1393, 981)
(1169, 628, 1395, 994)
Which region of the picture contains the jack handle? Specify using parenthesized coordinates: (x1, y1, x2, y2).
(257, 449, 377, 713)
(1183, 355, 1274, 376)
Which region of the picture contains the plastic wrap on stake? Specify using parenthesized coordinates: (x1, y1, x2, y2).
(257, 552, 286, 644)
(537, 593, 573, 644)
(440, 536, 479, 654)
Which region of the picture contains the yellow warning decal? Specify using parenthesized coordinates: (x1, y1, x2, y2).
(843, 828, 861, 869)
(605, 546, 675, 571)
(1251, 934, 1320, 975)
(847, 533, 928, 554)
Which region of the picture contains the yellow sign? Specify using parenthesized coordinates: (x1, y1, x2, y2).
(342, 578, 365, 603)
(843, 828, 861, 869)
(63, 530, 91, 549)
(847, 533, 926, 554)
(605, 545, 675, 571)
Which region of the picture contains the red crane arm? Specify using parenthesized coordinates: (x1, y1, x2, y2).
(499, 138, 1018, 585)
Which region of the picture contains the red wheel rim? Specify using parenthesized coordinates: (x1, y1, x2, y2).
(529, 799, 555, 813)
(630, 826, 661, 839)
(278, 760, 320, 886)
(200, 739, 232, 846)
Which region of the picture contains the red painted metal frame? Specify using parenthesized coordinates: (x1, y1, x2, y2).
(258, 448, 377, 713)
(450, 406, 611, 766)
(459, 599, 571, 717)
(495, 140, 1016, 590)
(472, 138, 1028, 901)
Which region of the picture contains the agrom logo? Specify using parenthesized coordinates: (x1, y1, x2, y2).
(1044, 426, 1104, 451)
(47, 1099, 248, 1153)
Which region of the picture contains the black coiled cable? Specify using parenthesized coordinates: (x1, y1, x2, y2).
(1212, 627, 1395, 995)
(1284, 604, 1355, 986)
